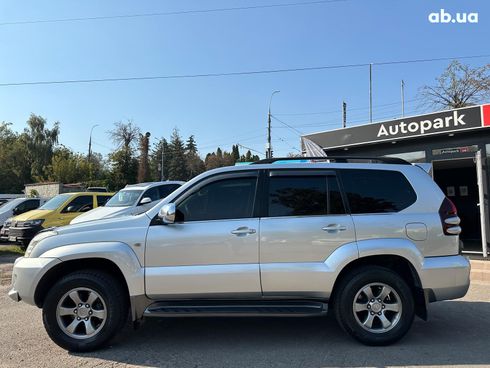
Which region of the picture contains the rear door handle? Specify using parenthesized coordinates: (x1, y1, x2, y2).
(231, 227, 256, 236)
(322, 224, 347, 233)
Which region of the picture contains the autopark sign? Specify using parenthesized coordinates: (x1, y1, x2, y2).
(304, 104, 490, 149)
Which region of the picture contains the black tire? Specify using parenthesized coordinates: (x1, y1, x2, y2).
(333, 266, 415, 346)
(42, 270, 128, 352)
(19, 240, 30, 250)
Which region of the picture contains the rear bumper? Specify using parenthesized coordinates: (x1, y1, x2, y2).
(8, 256, 61, 305)
(420, 255, 470, 302)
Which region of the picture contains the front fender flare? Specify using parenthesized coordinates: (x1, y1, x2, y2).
(40, 242, 145, 297)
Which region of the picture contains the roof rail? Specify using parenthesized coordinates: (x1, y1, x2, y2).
(252, 156, 410, 165)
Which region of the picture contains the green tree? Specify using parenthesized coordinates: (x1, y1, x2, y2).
(138, 132, 151, 183)
(107, 120, 140, 189)
(0, 123, 31, 192)
(185, 135, 198, 154)
(231, 145, 240, 162)
(167, 129, 188, 181)
(23, 114, 60, 181)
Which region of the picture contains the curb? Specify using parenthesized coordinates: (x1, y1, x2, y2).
(470, 260, 490, 284)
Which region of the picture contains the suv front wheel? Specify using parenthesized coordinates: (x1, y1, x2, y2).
(42, 270, 128, 352)
(334, 266, 415, 345)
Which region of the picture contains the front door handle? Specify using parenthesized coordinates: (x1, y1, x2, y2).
(231, 227, 256, 236)
(322, 224, 347, 233)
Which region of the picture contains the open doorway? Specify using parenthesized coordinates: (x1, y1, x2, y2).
(432, 158, 481, 253)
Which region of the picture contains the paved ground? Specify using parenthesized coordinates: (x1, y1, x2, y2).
(0, 259, 489, 368)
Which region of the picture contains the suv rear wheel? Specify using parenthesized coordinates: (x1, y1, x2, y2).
(334, 266, 414, 345)
(42, 270, 127, 352)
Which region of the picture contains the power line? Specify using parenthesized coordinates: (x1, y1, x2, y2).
(0, 0, 348, 26)
(276, 136, 302, 153)
(237, 144, 265, 157)
(1, 54, 489, 87)
(274, 97, 423, 117)
(270, 115, 304, 135)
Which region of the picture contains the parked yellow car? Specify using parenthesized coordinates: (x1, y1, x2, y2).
(7, 192, 113, 247)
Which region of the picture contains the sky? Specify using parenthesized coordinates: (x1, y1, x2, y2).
(0, 0, 489, 158)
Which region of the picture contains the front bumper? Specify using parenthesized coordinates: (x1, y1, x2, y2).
(420, 255, 470, 302)
(8, 256, 61, 305)
(8, 225, 43, 244)
(0, 226, 10, 241)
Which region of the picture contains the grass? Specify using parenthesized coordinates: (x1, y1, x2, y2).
(0, 244, 25, 257)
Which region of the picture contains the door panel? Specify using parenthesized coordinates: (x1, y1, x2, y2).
(260, 215, 355, 263)
(259, 172, 356, 296)
(145, 173, 261, 299)
(260, 215, 355, 296)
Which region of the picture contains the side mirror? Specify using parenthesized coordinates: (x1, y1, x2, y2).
(140, 197, 152, 205)
(66, 205, 77, 213)
(12, 207, 20, 215)
(158, 203, 176, 224)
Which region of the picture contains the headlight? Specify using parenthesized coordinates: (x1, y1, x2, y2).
(22, 219, 44, 227)
(25, 230, 57, 257)
(3, 218, 12, 227)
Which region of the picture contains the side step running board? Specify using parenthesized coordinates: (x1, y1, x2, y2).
(144, 300, 328, 317)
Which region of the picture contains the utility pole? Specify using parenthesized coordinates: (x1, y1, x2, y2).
(369, 63, 373, 123)
(88, 124, 99, 161)
(342, 101, 347, 128)
(401, 80, 405, 117)
(266, 90, 280, 159)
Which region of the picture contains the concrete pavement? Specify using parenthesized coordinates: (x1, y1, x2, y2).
(1, 280, 490, 368)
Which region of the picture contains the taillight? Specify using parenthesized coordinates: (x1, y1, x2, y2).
(438, 197, 461, 236)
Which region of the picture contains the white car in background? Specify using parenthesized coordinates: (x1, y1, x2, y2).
(0, 197, 48, 229)
(70, 181, 183, 224)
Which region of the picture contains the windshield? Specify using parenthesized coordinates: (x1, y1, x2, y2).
(0, 198, 26, 212)
(39, 194, 71, 210)
(105, 189, 143, 207)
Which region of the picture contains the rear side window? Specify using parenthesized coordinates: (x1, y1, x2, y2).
(158, 184, 180, 199)
(340, 169, 416, 213)
(268, 175, 345, 217)
(97, 196, 111, 207)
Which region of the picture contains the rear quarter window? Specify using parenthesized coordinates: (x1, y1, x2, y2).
(339, 169, 417, 214)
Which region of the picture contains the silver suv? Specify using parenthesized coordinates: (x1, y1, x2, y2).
(9, 157, 470, 351)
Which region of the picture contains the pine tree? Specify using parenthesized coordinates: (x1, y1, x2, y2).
(232, 145, 240, 162)
(168, 128, 188, 181)
(186, 135, 197, 154)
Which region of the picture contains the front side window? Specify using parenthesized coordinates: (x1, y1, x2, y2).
(177, 177, 257, 222)
(140, 187, 159, 203)
(40, 194, 72, 210)
(62, 195, 93, 213)
(340, 169, 417, 214)
(23, 199, 40, 211)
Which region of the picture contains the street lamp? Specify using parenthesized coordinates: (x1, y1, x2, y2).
(267, 90, 280, 159)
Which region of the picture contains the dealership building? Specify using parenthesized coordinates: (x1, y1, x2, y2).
(303, 104, 490, 257)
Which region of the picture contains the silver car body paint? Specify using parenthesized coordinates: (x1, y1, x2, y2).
(9, 162, 470, 321)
